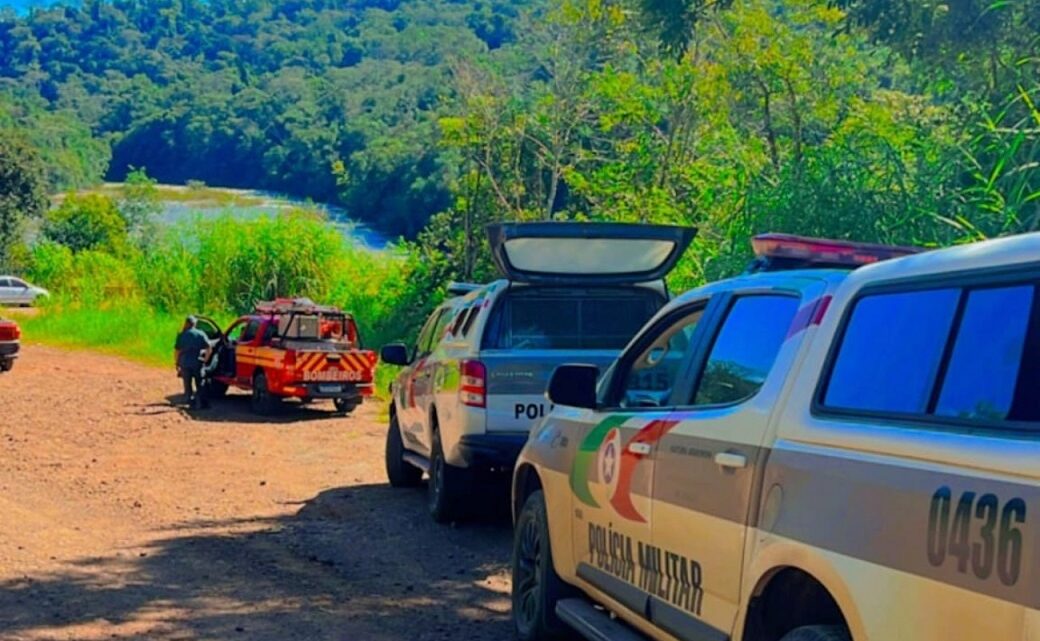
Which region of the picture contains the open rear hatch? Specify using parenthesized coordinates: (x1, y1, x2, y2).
(486, 222, 696, 285)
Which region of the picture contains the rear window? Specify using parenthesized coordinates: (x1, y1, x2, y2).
(483, 287, 662, 350)
(821, 282, 1039, 427)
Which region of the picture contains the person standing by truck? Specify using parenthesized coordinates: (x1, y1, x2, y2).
(174, 316, 211, 410)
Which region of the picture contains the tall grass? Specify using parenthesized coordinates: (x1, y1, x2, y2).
(22, 211, 426, 385)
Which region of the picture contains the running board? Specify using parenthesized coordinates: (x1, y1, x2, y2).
(556, 598, 646, 641)
(403, 452, 431, 473)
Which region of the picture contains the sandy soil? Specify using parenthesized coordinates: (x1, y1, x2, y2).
(0, 345, 512, 641)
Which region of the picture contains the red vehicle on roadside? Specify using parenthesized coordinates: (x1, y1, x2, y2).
(193, 298, 377, 415)
(0, 317, 20, 372)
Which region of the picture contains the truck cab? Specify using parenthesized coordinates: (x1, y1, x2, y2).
(381, 222, 696, 523)
(511, 232, 1040, 641)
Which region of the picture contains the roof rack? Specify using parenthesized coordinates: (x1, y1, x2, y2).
(254, 297, 348, 316)
(446, 282, 482, 297)
(747, 233, 924, 273)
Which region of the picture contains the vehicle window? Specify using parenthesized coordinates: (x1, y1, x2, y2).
(460, 307, 479, 337)
(692, 295, 801, 406)
(0, 278, 9, 287)
(823, 289, 960, 414)
(239, 320, 261, 343)
(415, 309, 444, 357)
(935, 286, 1033, 421)
(484, 287, 661, 350)
(431, 307, 455, 345)
(10, 279, 26, 287)
(619, 308, 704, 408)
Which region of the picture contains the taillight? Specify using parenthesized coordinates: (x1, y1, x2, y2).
(0, 323, 19, 341)
(459, 359, 486, 408)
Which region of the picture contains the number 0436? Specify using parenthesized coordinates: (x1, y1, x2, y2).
(926, 486, 1026, 587)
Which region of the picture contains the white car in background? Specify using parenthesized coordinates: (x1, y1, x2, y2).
(0, 276, 49, 306)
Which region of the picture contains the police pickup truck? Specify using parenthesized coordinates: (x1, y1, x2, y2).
(511, 232, 1040, 641)
(380, 222, 696, 523)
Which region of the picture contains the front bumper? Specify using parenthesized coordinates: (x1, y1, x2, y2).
(458, 433, 528, 470)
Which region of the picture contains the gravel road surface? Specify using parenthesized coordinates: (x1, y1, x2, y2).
(0, 345, 512, 641)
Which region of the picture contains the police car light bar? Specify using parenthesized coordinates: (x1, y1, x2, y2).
(751, 233, 923, 269)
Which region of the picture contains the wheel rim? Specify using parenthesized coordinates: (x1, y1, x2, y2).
(513, 514, 542, 631)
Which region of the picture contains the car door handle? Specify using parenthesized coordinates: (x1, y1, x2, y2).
(627, 442, 652, 456)
(714, 452, 747, 469)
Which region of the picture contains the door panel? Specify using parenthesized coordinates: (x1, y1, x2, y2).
(649, 292, 810, 639)
(569, 410, 657, 617)
(567, 302, 712, 620)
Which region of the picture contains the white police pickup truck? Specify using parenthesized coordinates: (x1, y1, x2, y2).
(511, 231, 1040, 641)
(380, 222, 696, 523)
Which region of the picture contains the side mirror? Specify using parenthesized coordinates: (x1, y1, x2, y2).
(546, 364, 599, 410)
(380, 342, 411, 366)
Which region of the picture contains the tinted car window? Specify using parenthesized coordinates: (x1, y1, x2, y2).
(824, 289, 960, 414)
(431, 307, 455, 345)
(620, 307, 704, 408)
(0, 278, 9, 287)
(415, 309, 444, 356)
(693, 295, 800, 406)
(485, 287, 661, 350)
(935, 285, 1033, 421)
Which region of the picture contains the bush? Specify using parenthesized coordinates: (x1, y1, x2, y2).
(43, 193, 130, 253)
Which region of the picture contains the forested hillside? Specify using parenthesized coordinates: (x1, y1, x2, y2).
(2, 0, 1039, 356)
(0, 0, 537, 236)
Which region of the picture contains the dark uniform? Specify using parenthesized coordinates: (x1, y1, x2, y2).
(175, 322, 210, 409)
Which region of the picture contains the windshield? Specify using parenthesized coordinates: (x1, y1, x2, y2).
(482, 287, 663, 351)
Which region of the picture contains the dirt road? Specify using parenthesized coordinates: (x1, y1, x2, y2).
(0, 345, 512, 641)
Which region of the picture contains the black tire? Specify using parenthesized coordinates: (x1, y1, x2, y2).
(778, 626, 852, 641)
(334, 397, 359, 415)
(512, 490, 575, 641)
(428, 429, 466, 523)
(251, 371, 279, 415)
(0, 358, 11, 373)
(385, 411, 422, 488)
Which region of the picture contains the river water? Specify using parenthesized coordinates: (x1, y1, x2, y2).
(154, 188, 390, 250)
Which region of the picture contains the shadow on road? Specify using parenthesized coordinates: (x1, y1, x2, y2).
(152, 392, 356, 425)
(0, 484, 514, 640)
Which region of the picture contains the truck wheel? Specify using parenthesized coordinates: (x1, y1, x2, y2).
(386, 412, 422, 488)
(513, 490, 574, 641)
(0, 359, 11, 372)
(428, 430, 465, 523)
(778, 626, 852, 641)
(251, 371, 279, 415)
(334, 398, 359, 415)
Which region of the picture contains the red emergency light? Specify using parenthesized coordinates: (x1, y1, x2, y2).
(751, 233, 923, 270)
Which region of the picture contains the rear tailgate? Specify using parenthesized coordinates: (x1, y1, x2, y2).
(481, 350, 617, 433)
(289, 345, 377, 392)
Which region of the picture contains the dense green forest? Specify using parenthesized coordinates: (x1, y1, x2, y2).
(1, 0, 1039, 356)
(0, 0, 537, 236)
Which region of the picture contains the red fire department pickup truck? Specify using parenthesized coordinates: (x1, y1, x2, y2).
(195, 298, 377, 415)
(0, 317, 20, 373)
